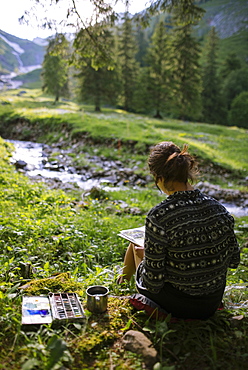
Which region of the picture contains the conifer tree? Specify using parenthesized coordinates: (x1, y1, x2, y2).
(76, 62, 119, 112)
(146, 20, 172, 118)
(220, 53, 242, 80)
(135, 25, 149, 67)
(169, 1, 204, 120)
(75, 29, 119, 112)
(132, 67, 151, 113)
(201, 27, 225, 124)
(118, 11, 139, 111)
(41, 34, 70, 103)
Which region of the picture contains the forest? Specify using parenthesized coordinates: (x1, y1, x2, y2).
(39, 0, 248, 127)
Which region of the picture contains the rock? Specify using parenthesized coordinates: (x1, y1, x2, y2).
(67, 166, 77, 174)
(129, 207, 143, 215)
(82, 186, 107, 200)
(122, 330, 158, 368)
(15, 159, 27, 169)
(196, 181, 248, 205)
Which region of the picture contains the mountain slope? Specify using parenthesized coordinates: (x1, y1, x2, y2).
(199, 0, 248, 39)
(197, 0, 248, 63)
(0, 29, 46, 74)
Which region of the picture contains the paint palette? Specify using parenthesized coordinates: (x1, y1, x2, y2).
(49, 292, 85, 323)
(22, 293, 85, 326)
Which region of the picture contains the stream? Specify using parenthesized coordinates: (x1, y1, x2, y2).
(8, 139, 111, 191)
(8, 139, 248, 218)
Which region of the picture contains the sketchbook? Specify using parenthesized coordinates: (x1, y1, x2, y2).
(118, 226, 145, 248)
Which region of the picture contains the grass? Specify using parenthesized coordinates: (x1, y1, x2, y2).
(0, 88, 248, 179)
(0, 89, 248, 369)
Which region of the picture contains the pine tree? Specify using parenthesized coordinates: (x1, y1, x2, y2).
(220, 53, 242, 80)
(201, 27, 225, 124)
(75, 29, 119, 112)
(118, 12, 139, 112)
(135, 25, 149, 67)
(146, 20, 172, 118)
(76, 63, 119, 112)
(41, 34, 70, 103)
(169, 1, 204, 120)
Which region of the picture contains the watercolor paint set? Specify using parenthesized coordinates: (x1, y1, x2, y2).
(22, 292, 85, 326)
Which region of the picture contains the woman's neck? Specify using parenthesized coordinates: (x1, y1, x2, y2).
(158, 180, 194, 195)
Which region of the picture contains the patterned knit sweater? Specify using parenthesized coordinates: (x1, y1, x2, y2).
(137, 189, 240, 296)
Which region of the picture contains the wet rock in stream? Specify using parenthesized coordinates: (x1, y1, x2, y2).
(196, 181, 248, 207)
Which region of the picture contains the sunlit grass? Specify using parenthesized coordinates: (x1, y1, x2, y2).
(0, 88, 248, 176)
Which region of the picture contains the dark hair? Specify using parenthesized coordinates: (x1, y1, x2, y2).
(148, 141, 198, 188)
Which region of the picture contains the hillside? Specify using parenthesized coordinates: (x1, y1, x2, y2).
(199, 0, 248, 40)
(145, 0, 248, 66)
(0, 29, 46, 74)
(198, 0, 248, 64)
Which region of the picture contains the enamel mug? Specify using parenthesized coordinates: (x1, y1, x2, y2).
(86, 285, 109, 313)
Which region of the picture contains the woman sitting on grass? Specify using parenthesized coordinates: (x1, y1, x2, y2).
(118, 141, 240, 320)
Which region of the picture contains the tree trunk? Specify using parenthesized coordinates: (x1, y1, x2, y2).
(154, 109, 162, 119)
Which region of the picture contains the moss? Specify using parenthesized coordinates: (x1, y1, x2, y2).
(22, 272, 83, 295)
(69, 297, 135, 368)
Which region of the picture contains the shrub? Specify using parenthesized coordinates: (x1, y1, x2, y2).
(228, 91, 248, 128)
(223, 68, 248, 109)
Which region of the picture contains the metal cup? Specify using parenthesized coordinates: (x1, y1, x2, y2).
(86, 285, 109, 313)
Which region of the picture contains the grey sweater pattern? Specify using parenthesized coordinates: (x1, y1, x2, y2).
(138, 189, 240, 295)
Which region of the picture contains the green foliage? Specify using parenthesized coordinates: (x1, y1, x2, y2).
(74, 29, 120, 112)
(42, 34, 70, 103)
(222, 67, 248, 109)
(145, 20, 173, 118)
(201, 27, 226, 124)
(229, 91, 248, 128)
(135, 24, 149, 67)
(73, 24, 116, 70)
(118, 12, 140, 111)
(2, 1, 248, 126)
(220, 52, 242, 80)
(169, 0, 203, 120)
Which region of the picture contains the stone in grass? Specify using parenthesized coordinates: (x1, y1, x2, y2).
(122, 330, 158, 367)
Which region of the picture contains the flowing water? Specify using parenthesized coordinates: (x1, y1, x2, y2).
(7, 139, 248, 217)
(8, 139, 104, 190)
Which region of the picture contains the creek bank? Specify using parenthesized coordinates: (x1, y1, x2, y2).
(10, 139, 150, 191)
(9, 139, 248, 217)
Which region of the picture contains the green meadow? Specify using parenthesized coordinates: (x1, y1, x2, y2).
(1, 88, 248, 176)
(0, 88, 248, 369)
